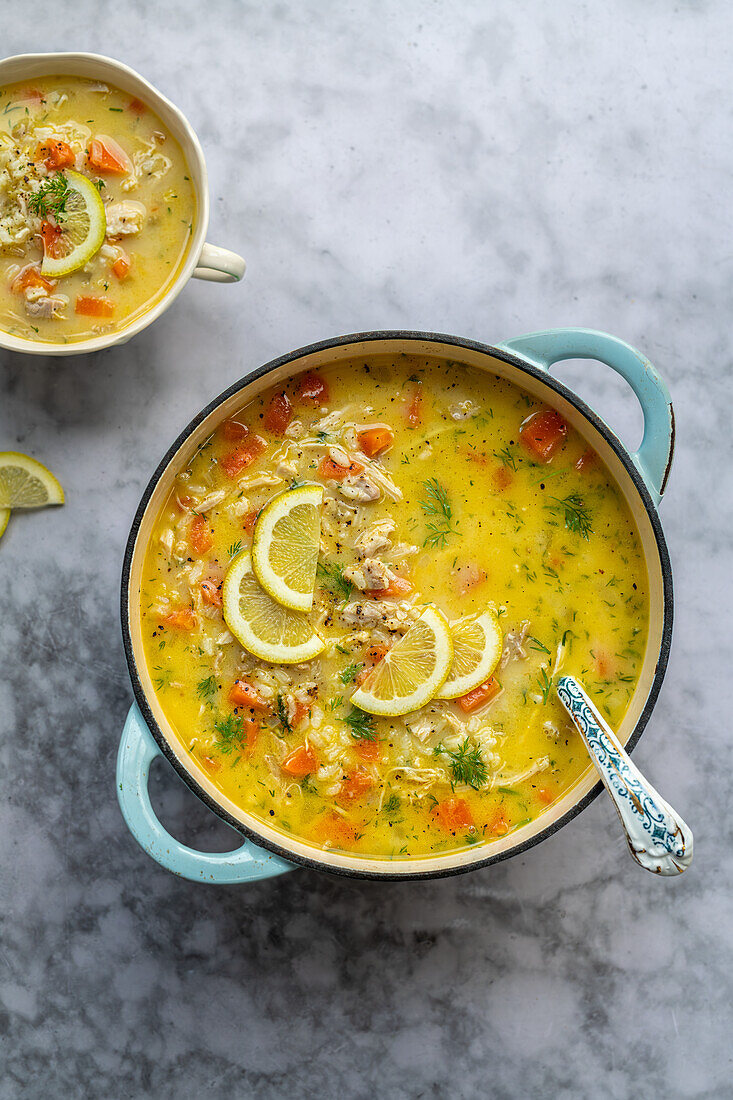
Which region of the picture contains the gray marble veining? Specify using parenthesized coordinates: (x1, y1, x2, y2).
(2, 2, 732, 1097)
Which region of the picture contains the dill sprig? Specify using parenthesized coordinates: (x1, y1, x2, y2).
(434, 738, 487, 789)
(214, 713, 244, 753)
(276, 693, 292, 732)
(316, 559, 352, 602)
(494, 446, 517, 471)
(382, 793, 401, 814)
(537, 666, 553, 704)
(546, 494, 592, 539)
(420, 478, 457, 549)
(339, 662, 362, 684)
(196, 675, 217, 699)
(227, 540, 243, 558)
(527, 636, 551, 655)
(344, 707, 377, 741)
(27, 173, 71, 221)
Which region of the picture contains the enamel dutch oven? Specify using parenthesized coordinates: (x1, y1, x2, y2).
(117, 328, 674, 883)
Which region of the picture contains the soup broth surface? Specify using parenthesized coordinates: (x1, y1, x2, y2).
(0, 75, 196, 343)
(139, 355, 649, 860)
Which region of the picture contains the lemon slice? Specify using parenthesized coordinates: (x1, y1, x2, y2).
(0, 452, 64, 509)
(251, 485, 323, 611)
(0, 509, 9, 539)
(40, 170, 106, 278)
(223, 551, 325, 664)
(435, 610, 503, 700)
(351, 606, 453, 716)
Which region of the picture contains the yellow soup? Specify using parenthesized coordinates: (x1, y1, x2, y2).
(139, 356, 649, 860)
(0, 75, 196, 343)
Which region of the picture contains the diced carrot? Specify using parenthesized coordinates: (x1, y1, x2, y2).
(160, 608, 197, 631)
(538, 787, 555, 805)
(263, 391, 293, 435)
(20, 88, 44, 103)
(457, 676, 502, 713)
(75, 295, 114, 318)
(189, 514, 213, 555)
(355, 642, 389, 684)
(318, 455, 364, 481)
(128, 97, 147, 115)
(365, 575, 413, 599)
(221, 420, 249, 442)
(40, 220, 63, 259)
(594, 650, 614, 679)
(11, 266, 54, 295)
(358, 426, 394, 457)
(87, 135, 132, 175)
(353, 738, 382, 762)
(282, 744, 318, 777)
(434, 798, 474, 833)
(228, 679, 271, 712)
(296, 372, 330, 405)
(519, 409, 568, 462)
(290, 698, 311, 729)
(575, 448, 596, 472)
(240, 718, 261, 753)
(220, 435, 267, 479)
(489, 810, 510, 836)
(242, 507, 262, 536)
(200, 579, 222, 607)
(312, 812, 357, 848)
(404, 382, 423, 427)
(200, 754, 221, 773)
(338, 770, 375, 804)
(494, 466, 512, 491)
(36, 138, 75, 170)
(111, 252, 131, 280)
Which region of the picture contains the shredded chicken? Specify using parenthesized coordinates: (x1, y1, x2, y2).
(105, 200, 146, 237)
(339, 472, 382, 503)
(343, 558, 399, 592)
(192, 489, 226, 513)
(449, 400, 480, 420)
(354, 518, 395, 557)
(24, 293, 68, 319)
(341, 599, 415, 632)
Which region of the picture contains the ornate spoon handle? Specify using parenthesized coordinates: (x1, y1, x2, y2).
(556, 676, 693, 876)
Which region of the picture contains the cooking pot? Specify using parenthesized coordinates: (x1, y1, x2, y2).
(117, 328, 674, 882)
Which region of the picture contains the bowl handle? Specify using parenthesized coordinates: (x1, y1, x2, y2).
(116, 703, 295, 883)
(192, 242, 246, 283)
(496, 328, 674, 503)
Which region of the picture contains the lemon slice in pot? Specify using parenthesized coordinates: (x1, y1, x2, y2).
(40, 170, 106, 278)
(251, 485, 323, 611)
(223, 551, 325, 664)
(435, 610, 503, 700)
(350, 606, 453, 716)
(0, 452, 64, 509)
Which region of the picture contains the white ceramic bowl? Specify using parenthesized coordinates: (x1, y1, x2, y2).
(0, 52, 245, 356)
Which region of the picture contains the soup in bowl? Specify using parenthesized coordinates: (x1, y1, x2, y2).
(0, 53, 244, 355)
(119, 330, 674, 881)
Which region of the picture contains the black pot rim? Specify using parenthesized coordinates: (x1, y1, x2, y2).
(120, 329, 674, 882)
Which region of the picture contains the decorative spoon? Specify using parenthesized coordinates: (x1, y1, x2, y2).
(555, 675, 693, 876)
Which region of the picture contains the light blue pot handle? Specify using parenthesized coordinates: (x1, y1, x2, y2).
(116, 704, 295, 883)
(496, 328, 674, 504)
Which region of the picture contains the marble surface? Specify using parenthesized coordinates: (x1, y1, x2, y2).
(1, 3, 732, 1097)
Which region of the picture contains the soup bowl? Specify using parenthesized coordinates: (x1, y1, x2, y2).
(118, 328, 674, 882)
(0, 52, 245, 357)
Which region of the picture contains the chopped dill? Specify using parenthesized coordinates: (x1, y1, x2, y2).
(196, 675, 217, 699)
(546, 494, 592, 539)
(153, 667, 172, 691)
(276, 693, 292, 732)
(316, 559, 352, 601)
(27, 172, 70, 221)
(339, 662, 362, 684)
(434, 738, 487, 789)
(494, 445, 517, 471)
(537, 666, 554, 704)
(382, 794, 401, 814)
(227, 540, 243, 557)
(528, 636, 550, 655)
(420, 478, 457, 549)
(344, 707, 377, 741)
(214, 713, 244, 753)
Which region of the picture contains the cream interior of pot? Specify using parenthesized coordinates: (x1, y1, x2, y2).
(125, 337, 668, 876)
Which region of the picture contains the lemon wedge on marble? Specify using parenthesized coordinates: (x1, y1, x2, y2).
(0, 452, 64, 509)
